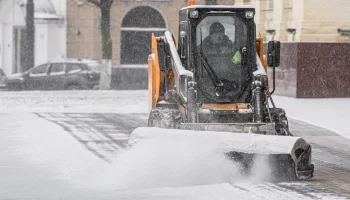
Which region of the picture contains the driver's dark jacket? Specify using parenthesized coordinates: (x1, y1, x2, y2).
(200, 35, 241, 82)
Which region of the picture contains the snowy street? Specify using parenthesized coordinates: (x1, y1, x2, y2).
(0, 91, 350, 199)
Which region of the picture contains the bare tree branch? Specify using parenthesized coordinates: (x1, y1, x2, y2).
(87, 0, 101, 7)
(107, 0, 115, 7)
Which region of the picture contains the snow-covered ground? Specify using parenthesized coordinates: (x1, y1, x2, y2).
(0, 112, 345, 200)
(0, 90, 349, 199)
(273, 96, 350, 139)
(0, 90, 148, 113)
(0, 113, 107, 199)
(0, 90, 348, 139)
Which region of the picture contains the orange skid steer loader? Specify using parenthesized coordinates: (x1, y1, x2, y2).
(129, 2, 314, 180)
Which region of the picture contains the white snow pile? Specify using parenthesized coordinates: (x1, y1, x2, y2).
(130, 127, 303, 155)
(91, 127, 278, 190)
(4, 113, 108, 182)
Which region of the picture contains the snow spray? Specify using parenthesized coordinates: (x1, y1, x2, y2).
(92, 131, 272, 190)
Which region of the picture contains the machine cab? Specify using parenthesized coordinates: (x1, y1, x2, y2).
(178, 5, 258, 103)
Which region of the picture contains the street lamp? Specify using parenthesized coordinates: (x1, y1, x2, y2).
(266, 29, 276, 40)
(286, 28, 296, 41)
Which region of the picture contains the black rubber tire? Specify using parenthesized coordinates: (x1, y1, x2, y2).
(66, 84, 83, 90)
(148, 107, 182, 129)
(269, 108, 290, 136)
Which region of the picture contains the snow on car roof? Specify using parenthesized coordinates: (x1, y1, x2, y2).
(35, 13, 63, 20)
(50, 59, 100, 64)
(181, 5, 254, 10)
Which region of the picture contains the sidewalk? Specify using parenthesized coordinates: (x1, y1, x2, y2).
(273, 96, 350, 139)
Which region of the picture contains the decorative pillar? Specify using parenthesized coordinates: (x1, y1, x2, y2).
(272, 0, 283, 40)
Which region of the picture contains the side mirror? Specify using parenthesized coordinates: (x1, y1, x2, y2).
(180, 31, 186, 59)
(267, 41, 281, 67)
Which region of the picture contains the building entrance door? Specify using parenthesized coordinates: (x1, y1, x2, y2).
(120, 6, 166, 66)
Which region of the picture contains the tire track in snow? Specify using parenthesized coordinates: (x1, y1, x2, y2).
(36, 113, 350, 199)
(36, 113, 147, 163)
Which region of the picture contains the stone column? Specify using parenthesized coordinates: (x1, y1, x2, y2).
(272, 0, 283, 40)
(251, 0, 261, 26)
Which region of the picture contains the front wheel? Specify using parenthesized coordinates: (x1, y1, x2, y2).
(267, 108, 291, 136)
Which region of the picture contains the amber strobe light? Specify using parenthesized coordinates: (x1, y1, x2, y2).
(188, 0, 196, 6)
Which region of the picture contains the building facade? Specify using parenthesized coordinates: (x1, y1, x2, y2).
(254, 0, 350, 42)
(67, 0, 350, 70)
(67, 0, 251, 69)
(66, 0, 350, 91)
(0, 0, 67, 75)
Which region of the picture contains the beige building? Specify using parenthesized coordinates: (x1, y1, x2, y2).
(67, 0, 350, 67)
(253, 0, 350, 42)
(67, 0, 245, 66)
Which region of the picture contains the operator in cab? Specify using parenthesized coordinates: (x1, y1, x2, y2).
(202, 22, 241, 66)
(198, 20, 243, 97)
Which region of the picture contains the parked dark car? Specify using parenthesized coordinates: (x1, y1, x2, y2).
(6, 59, 102, 90)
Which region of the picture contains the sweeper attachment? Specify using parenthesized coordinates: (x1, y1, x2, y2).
(129, 3, 314, 180)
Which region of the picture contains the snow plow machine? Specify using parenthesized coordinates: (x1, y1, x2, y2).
(129, 1, 314, 180)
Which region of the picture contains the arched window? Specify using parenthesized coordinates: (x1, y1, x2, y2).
(120, 6, 166, 65)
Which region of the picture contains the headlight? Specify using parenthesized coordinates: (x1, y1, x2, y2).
(190, 10, 199, 18)
(245, 11, 254, 19)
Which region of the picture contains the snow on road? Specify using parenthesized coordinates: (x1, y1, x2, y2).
(0, 113, 109, 199)
(0, 90, 148, 113)
(273, 96, 350, 139)
(1, 91, 348, 140)
(0, 91, 349, 199)
(0, 112, 320, 200)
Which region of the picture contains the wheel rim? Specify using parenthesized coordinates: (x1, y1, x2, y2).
(67, 85, 80, 90)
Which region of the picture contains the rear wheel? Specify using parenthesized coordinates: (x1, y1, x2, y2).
(66, 84, 83, 90)
(148, 107, 182, 129)
(8, 83, 24, 91)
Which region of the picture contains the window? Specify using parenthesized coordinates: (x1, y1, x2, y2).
(31, 64, 48, 74)
(196, 16, 247, 80)
(268, 0, 273, 9)
(50, 64, 65, 73)
(195, 16, 249, 100)
(205, 0, 217, 5)
(196, 16, 247, 47)
(121, 6, 166, 65)
(67, 64, 82, 73)
(121, 6, 166, 28)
